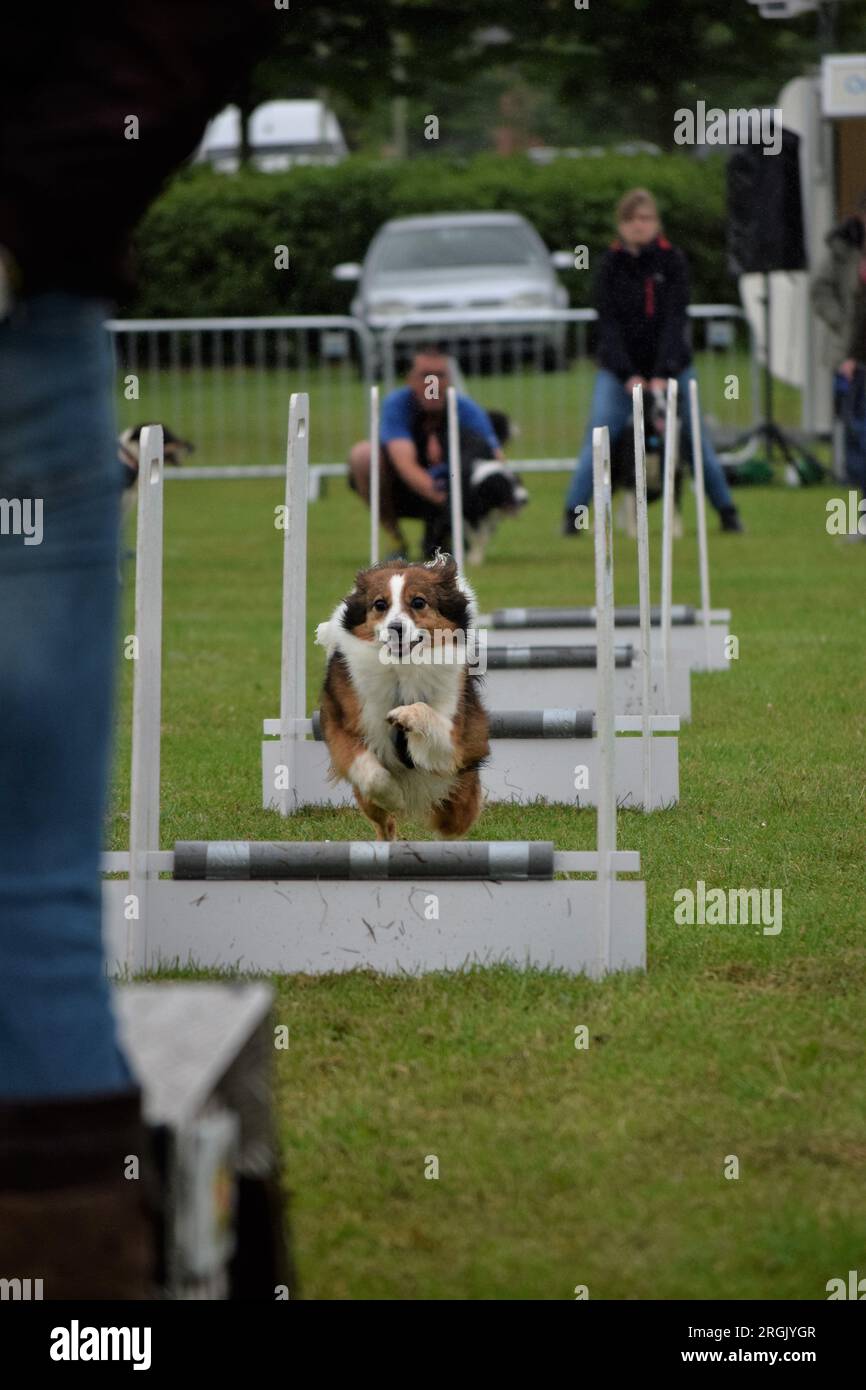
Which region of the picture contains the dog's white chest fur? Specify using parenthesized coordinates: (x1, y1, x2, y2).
(317, 606, 465, 811)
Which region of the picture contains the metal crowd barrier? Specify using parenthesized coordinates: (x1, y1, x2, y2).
(107, 307, 759, 489)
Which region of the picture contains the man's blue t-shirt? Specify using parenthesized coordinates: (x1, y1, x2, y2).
(379, 387, 499, 458)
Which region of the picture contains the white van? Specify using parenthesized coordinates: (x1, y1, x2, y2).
(195, 100, 348, 173)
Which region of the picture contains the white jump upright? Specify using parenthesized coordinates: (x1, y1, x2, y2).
(101, 406, 647, 977)
(632, 387, 653, 812)
(446, 384, 465, 573)
(592, 427, 616, 961)
(127, 425, 164, 970)
(369, 384, 380, 565)
(659, 376, 678, 714)
(277, 395, 309, 818)
(689, 377, 714, 672)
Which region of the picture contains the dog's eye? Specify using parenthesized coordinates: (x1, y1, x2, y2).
(372, 598, 388, 613)
(410, 596, 427, 610)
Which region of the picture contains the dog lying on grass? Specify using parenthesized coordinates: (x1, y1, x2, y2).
(316, 554, 489, 841)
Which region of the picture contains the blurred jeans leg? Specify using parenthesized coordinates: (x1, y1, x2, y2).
(565, 369, 633, 515)
(841, 367, 866, 491)
(0, 293, 133, 1099)
(677, 367, 735, 514)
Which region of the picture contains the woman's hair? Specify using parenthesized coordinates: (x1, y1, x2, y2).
(616, 188, 659, 225)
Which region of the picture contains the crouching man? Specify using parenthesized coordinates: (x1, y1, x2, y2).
(348, 345, 504, 558)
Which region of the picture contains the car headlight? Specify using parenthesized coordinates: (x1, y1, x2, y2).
(508, 293, 551, 308)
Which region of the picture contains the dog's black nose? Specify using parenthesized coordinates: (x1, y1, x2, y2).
(388, 622, 404, 639)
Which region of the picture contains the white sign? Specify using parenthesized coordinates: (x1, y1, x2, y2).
(822, 55, 866, 118)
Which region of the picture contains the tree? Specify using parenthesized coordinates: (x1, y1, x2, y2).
(243, 0, 866, 155)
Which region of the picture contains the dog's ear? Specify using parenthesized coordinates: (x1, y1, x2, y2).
(435, 560, 472, 629)
(342, 580, 368, 631)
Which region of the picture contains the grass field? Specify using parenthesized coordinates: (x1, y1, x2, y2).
(110, 456, 866, 1300)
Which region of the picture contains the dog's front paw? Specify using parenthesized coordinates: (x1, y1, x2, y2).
(387, 704, 455, 775)
(386, 702, 427, 735)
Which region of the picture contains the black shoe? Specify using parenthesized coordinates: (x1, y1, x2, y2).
(720, 506, 744, 533)
(562, 507, 582, 537)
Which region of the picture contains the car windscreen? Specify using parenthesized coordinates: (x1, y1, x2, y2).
(371, 224, 542, 273)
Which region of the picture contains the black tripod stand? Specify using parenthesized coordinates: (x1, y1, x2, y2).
(726, 124, 826, 482)
(731, 272, 824, 474)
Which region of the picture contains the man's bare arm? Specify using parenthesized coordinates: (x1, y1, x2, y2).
(386, 440, 446, 504)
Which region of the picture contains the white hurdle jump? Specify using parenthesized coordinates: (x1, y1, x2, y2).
(263, 396, 679, 812)
(101, 406, 646, 977)
(479, 379, 731, 677)
(367, 381, 689, 717)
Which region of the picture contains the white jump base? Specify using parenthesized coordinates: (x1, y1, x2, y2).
(102, 871, 645, 977)
(482, 614, 730, 673)
(262, 722, 679, 811)
(482, 657, 692, 720)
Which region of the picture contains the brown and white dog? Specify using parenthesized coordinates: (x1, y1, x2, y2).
(316, 554, 489, 841)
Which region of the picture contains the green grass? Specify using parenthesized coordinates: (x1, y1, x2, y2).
(111, 462, 866, 1300)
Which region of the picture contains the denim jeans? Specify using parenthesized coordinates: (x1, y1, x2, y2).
(0, 294, 134, 1099)
(836, 368, 866, 491)
(564, 367, 735, 515)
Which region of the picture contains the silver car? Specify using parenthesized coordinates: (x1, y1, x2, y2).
(333, 211, 572, 366)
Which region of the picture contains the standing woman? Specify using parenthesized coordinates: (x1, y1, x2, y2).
(563, 188, 743, 535)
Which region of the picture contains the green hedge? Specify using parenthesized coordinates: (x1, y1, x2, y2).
(124, 152, 731, 318)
